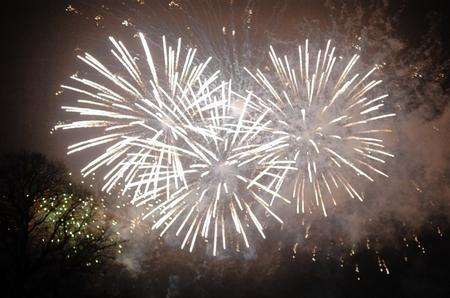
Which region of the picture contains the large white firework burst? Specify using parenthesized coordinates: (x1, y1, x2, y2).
(244, 40, 395, 217)
(57, 34, 286, 254)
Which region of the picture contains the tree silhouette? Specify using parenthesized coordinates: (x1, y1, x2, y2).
(0, 152, 120, 298)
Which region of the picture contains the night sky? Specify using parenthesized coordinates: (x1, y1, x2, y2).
(1, 1, 450, 297)
(2, 1, 77, 162)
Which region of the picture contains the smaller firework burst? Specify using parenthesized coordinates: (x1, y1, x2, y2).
(244, 40, 395, 217)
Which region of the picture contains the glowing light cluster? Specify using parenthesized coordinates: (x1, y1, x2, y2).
(36, 190, 118, 265)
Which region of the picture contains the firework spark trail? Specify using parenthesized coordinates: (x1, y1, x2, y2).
(138, 81, 288, 255)
(244, 40, 395, 217)
(57, 33, 221, 200)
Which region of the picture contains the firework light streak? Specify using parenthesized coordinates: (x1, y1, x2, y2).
(244, 40, 395, 217)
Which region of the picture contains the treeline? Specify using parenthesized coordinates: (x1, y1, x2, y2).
(0, 152, 120, 298)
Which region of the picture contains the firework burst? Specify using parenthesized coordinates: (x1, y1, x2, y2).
(244, 40, 396, 217)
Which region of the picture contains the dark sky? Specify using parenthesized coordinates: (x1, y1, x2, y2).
(1, 0, 78, 162)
